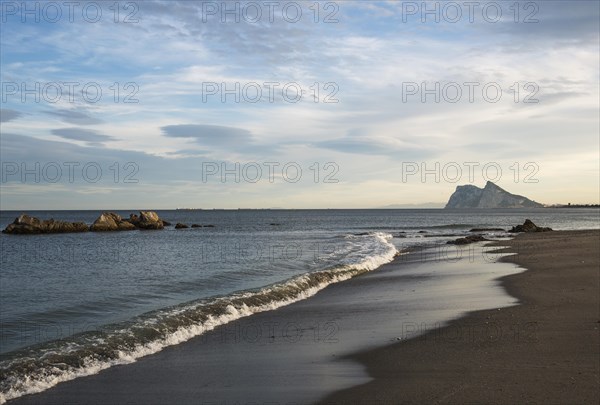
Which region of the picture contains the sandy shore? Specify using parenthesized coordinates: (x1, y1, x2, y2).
(6, 230, 598, 404)
(321, 230, 600, 404)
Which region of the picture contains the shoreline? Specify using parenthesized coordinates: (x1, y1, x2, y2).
(5, 237, 524, 404)
(321, 229, 600, 404)
(4, 230, 598, 404)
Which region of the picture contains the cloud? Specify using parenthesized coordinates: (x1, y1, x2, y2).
(161, 124, 252, 145)
(0, 109, 23, 123)
(45, 109, 102, 125)
(487, 1, 599, 45)
(51, 128, 116, 145)
(316, 135, 434, 159)
(164, 149, 210, 157)
(159, 124, 281, 157)
(0, 133, 196, 185)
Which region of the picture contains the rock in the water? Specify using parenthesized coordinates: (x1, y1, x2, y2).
(2, 214, 88, 234)
(509, 219, 552, 233)
(203, 224, 215, 228)
(469, 228, 505, 232)
(90, 212, 120, 231)
(137, 211, 164, 230)
(445, 181, 543, 209)
(175, 223, 189, 229)
(2, 211, 169, 234)
(118, 221, 136, 231)
(128, 214, 140, 225)
(447, 235, 488, 245)
(162, 220, 172, 226)
(90, 212, 136, 231)
(14, 214, 41, 228)
(47, 220, 90, 233)
(191, 224, 202, 228)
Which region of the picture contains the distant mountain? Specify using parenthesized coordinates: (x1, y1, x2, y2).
(445, 181, 544, 209)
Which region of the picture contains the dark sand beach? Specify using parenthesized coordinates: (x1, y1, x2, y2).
(322, 230, 600, 404)
(7, 230, 599, 404)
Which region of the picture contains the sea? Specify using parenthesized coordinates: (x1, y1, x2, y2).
(0, 208, 598, 402)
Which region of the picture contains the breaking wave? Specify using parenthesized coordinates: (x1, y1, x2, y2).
(0, 232, 397, 403)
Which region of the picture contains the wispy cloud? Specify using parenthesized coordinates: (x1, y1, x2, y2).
(51, 128, 116, 146)
(161, 124, 253, 146)
(45, 109, 103, 125)
(0, 109, 23, 123)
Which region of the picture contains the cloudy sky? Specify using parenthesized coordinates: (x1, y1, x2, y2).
(1, 0, 598, 209)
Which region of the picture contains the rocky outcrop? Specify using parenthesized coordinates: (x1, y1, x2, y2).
(469, 228, 505, 232)
(128, 213, 140, 224)
(509, 219, 552, 233)
(128, 211, 164, 230)
(139, 211, 164, 229)
(92, 211, 165, 231)
(175, 223, 189, 229)
(191, 224, 202, 228)
(2, 214, 88, 234)
(446, 235, 488, 245)
(2, 211, 170, 234)
(445, 181, 543, 209)
(90, 212, 136, 232)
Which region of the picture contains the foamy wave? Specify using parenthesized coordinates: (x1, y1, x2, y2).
(0, 232, 397, 403)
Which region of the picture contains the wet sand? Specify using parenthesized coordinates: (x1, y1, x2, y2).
(321, 230, 600, 404)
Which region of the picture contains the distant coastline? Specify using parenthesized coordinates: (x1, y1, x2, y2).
(545, 204, 600, 208)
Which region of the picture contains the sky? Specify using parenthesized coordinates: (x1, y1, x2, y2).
(0, 0, 599, 209)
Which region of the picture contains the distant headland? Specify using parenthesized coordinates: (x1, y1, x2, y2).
(445, 181, 543, 209)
